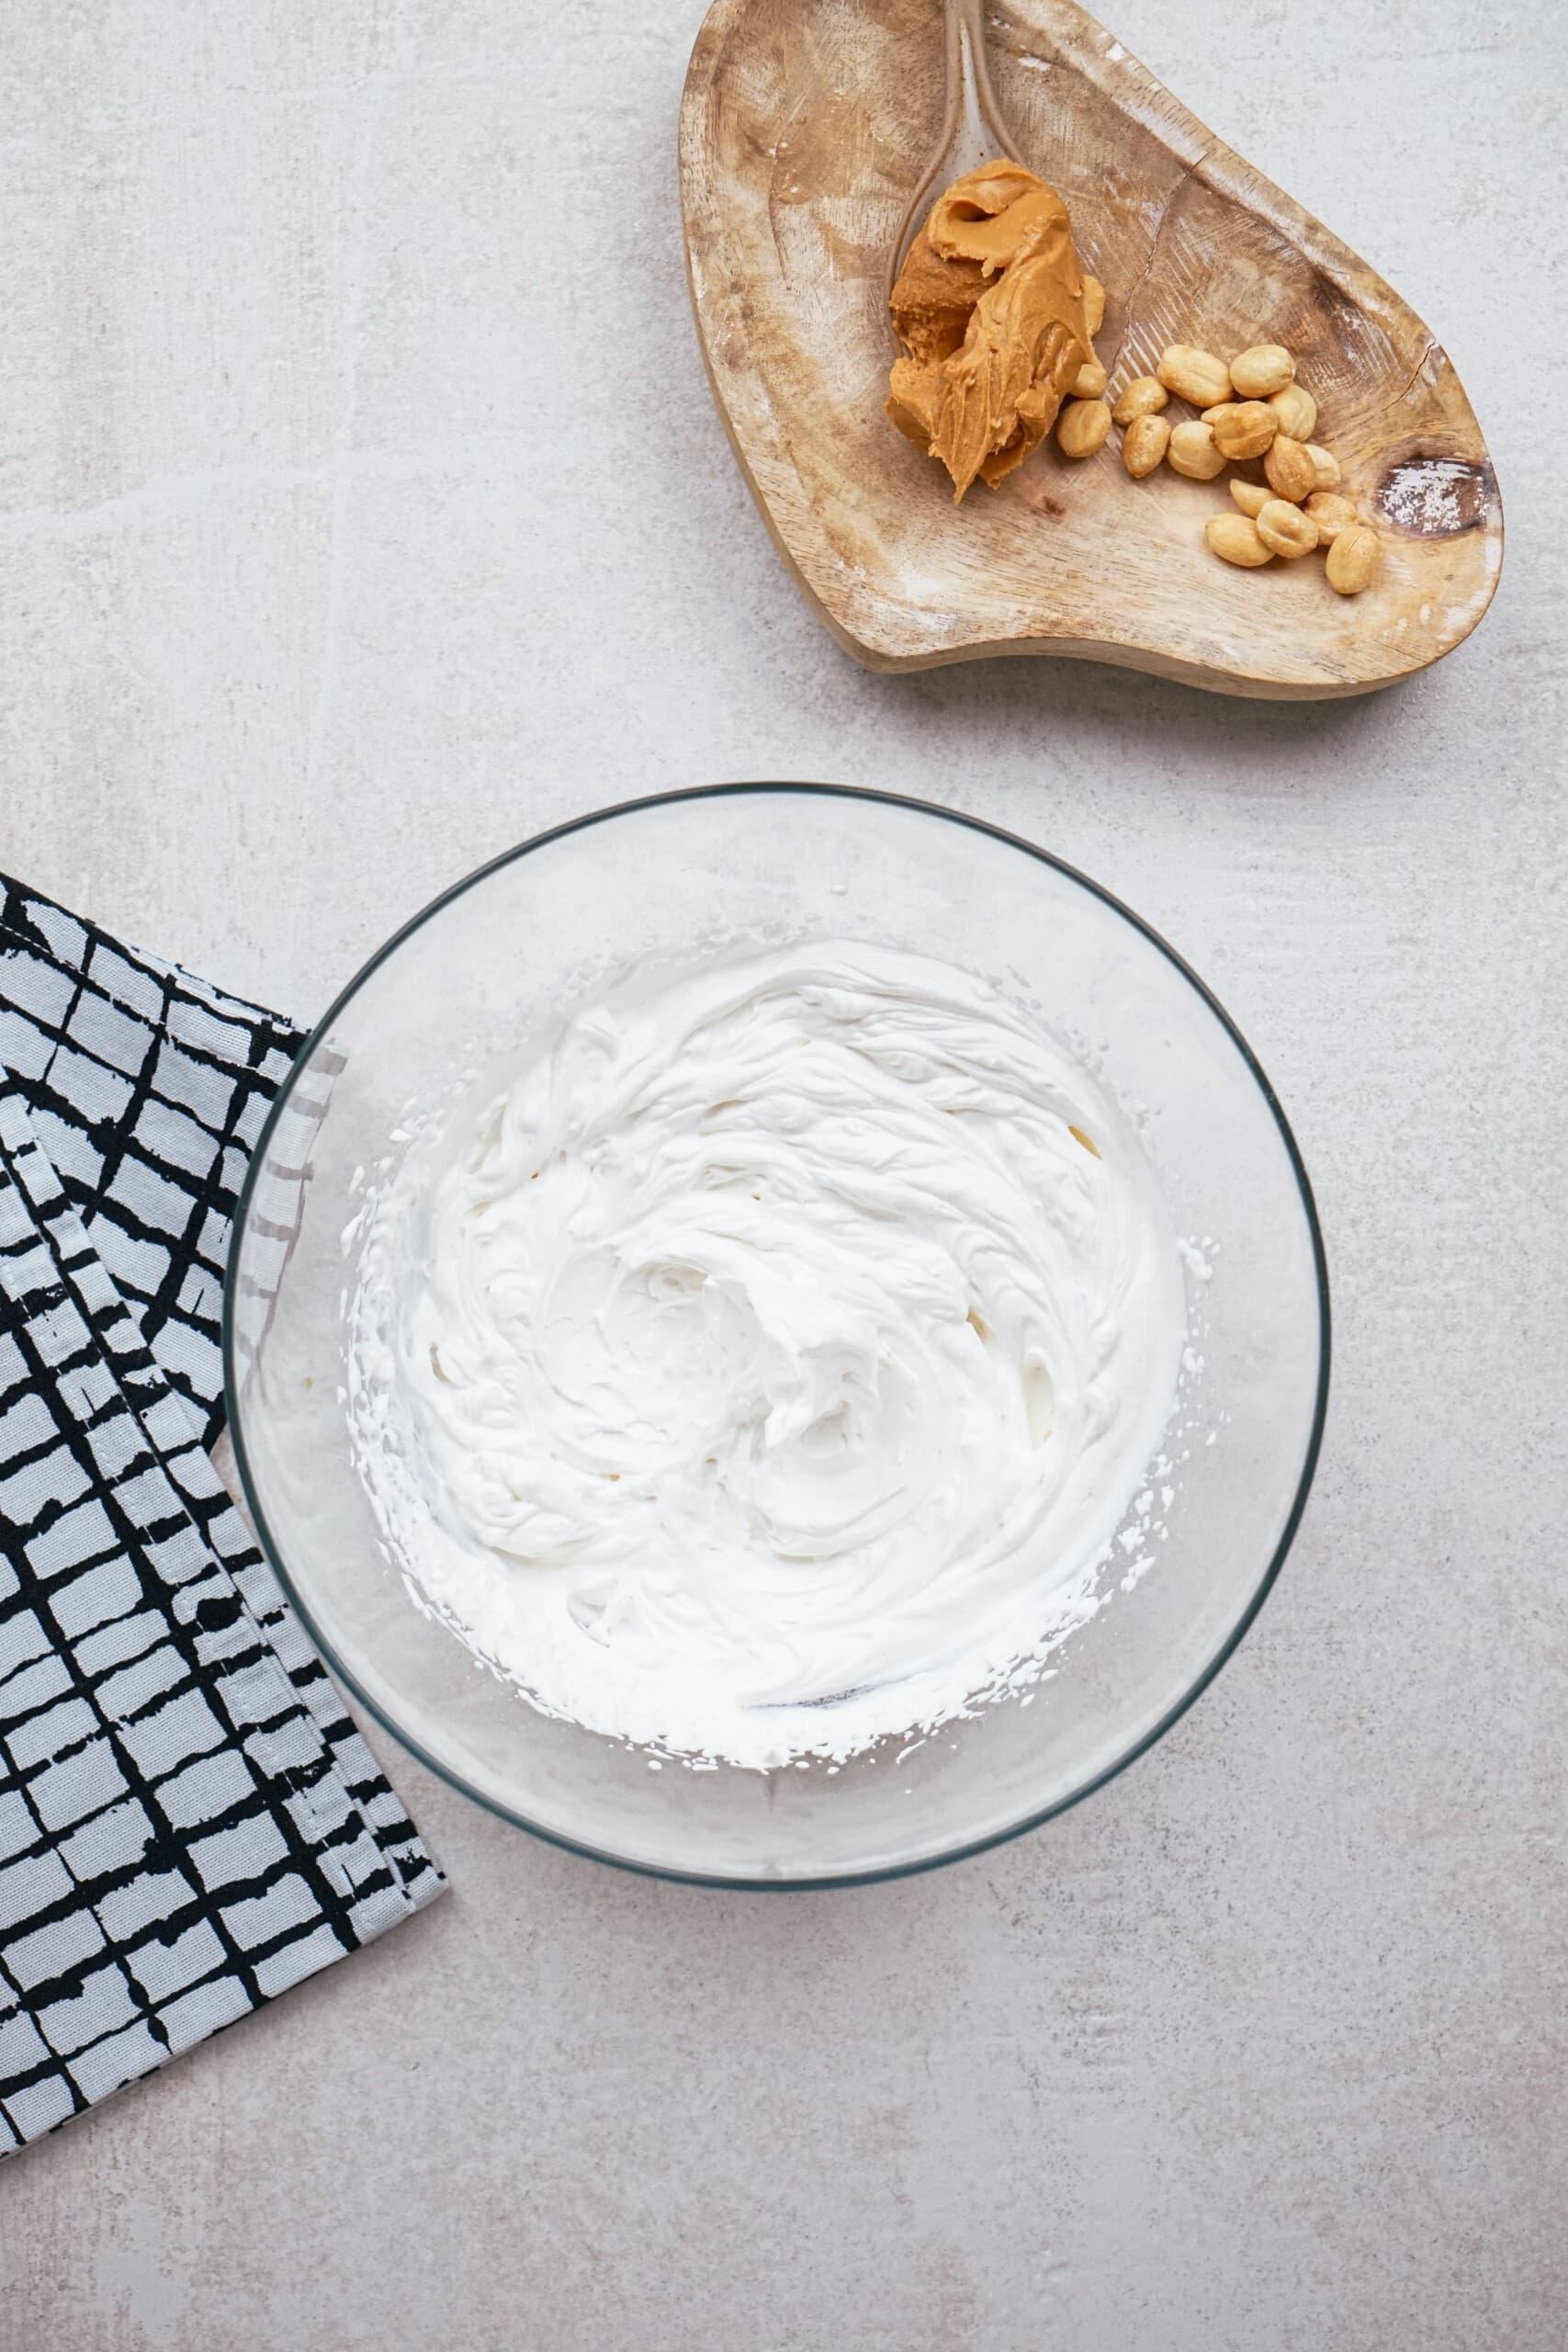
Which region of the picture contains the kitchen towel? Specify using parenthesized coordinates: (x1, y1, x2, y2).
(0, 875, 442, 2155)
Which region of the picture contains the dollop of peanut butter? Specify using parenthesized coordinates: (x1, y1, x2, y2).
(887, 164, 1091, 501)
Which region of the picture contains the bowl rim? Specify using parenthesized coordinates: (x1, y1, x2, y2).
(223, 781, 1332, 1891)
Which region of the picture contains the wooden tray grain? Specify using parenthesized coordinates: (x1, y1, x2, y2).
(680, 0, 1503, 697)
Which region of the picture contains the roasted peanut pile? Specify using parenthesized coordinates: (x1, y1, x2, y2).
(1058, 336, 1381, 594)
(886, 168, 1383, 598)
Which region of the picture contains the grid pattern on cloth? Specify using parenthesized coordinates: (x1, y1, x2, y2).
(0, 876, 303, 1453)
(0, 876, 442, 2155)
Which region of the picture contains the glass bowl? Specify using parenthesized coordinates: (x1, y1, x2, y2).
(225, 786, 1328, 1886)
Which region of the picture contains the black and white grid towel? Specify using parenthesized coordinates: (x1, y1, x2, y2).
(0, 875, 442, 2155)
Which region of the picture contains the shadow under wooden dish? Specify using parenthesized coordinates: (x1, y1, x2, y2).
(680, 0, 1502, 699)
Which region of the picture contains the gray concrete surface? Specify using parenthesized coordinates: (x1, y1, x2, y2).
(2, 2, 1564, 2346)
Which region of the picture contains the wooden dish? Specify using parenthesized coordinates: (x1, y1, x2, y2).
(679, 0, 1503, 697)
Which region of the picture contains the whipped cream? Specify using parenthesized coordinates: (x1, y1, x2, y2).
(346, 941, 1185, 1768)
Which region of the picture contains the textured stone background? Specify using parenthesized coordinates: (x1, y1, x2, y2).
(2, 3, 1564, 2346)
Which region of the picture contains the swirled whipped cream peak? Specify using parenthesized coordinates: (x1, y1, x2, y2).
(346, 940, 1185, 1769)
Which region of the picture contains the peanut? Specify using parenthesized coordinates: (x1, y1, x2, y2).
(1056, 397, 1111, 458)
(1228, 344, 1295, 400)
(1230, 480, 1271, 518)
(1263, 434, 1317, 503)
(1111, 376, 1168, 425)
(1156, 344, 1232, 408)
(1255, 498, 1318, 558)
(1303, 491, 1359, 541)
(1268, 382, 1316, 442)
(1167, 419, 1226, 480)
(1071, 357, 1109, 400)
(1211, 401, 1279, 461)
(1083, 276, 1106, 337)
(1325, 523, 1381, 594)
(1205, 514, 1273, 568)
(1304, 443, 1340, 491)
(1121, 413, 1171, 478)
(1201, 401, 1241, 425)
